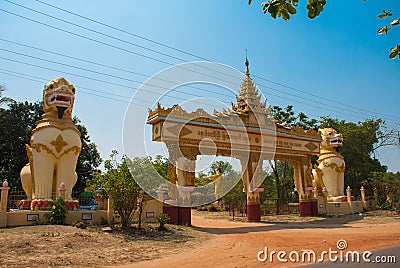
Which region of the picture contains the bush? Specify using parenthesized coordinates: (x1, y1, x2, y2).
(156, 213, 170, 231)
(207, 204, 219, 212)
(45, 197, 68, 225)
(376, 203, 392, 210)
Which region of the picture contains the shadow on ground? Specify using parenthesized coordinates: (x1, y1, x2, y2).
(191, 213, 365, 235)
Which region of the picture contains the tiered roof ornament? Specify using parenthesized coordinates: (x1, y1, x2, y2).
(231, 58, 269, 115)
(148, 58, 321, 140)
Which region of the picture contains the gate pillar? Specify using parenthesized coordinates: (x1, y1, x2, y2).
(241, 153, 263, 222)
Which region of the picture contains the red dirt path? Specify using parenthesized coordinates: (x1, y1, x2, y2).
(117, 211, 400, 268)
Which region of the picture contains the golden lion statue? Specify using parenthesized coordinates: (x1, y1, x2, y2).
(312, 128, 345, 200)
(19, 78, 81, 210)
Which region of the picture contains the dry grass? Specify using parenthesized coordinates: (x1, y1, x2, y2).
(0, 223, 212, 267)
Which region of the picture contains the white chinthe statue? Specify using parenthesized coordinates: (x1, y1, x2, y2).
(19, 78, 81, 210)
(312, 128, 346, 201)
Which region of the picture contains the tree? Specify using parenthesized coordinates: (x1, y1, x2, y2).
(87, 151, 142, 228)
(0, 101, 43, 189)
(150, 154, 168, 180)
(0, 85, 14, 107)
(209, 160, 234, 176)
(248, 1, 399, 59)
(221, 179, 246, 204)
(73, 117, 102, 194)
(195, 172, 212, 187)
(363, 171, 400, 209)
(0, 101, 101, 193)
(271, 105, 318, 130)
(207, 161, 243, 203)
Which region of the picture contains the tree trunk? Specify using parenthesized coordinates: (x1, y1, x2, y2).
(137, 191, 144, 229)
(269, 160, 280, 215)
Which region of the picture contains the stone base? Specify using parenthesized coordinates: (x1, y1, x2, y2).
(311, 199, 318, 216)
(163, 206, 191, 225)
(178, 207, 191, 226)
(328, 196, 356, 202)
(3, 210, 108, 227)
(163, 206, 179, 224)
(299, 201, 312, 217)
(247, 203, 261, 222)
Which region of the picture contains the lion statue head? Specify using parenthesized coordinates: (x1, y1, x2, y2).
(319, 128, 343, 153)
(42, 77, 76, 120)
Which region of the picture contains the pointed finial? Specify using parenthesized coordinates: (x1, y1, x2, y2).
(245, 49, 249, 77)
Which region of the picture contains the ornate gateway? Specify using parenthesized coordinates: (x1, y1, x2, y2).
(147, 60, 322, 222)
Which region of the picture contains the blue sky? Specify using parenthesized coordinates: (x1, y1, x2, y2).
(0, 0, 399, 171)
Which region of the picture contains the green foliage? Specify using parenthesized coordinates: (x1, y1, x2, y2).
(0, 85, 14, 106)
(73, 117, 102, 194)
(156, 213, 170, 231)
(45, 197, 67, 225)
(389, 44, 400, 59)
(151, 155, 169, 180)
(306, 0, 326, 19)
(87, 151, 143, 228)
(195, 172, 213, 187)
(248, 0, 324, 21)
(377, 10, 392, 19)
(363, 172, 400, 209)
(206, 203, 220, 212)
(376, 9, 399, 59)
(0, 101, 43, 189)
(211, 161, 242, 200)
(270, 105, 318, 130)
(221, 178, 246, 204)
(0, 100, 101, 193)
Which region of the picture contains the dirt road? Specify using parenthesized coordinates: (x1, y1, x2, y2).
(121, 211, 400, 268)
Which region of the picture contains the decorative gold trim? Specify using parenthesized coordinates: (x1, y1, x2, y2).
(62, 146, 81, 156)
(313, 166, 325, 189)
(31, 122, 80, 136)
(50, 134, 68, 153)
(322, 161, 345, 173)
(31, 143, 56, 158)
(31, 143, 81, 159)
(247, 191, 260, 204)
(148, 104, 321, 140)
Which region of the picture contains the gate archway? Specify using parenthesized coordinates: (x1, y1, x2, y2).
(147, 60, 321, 223)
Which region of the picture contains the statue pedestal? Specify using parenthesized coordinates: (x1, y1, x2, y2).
(311, 198, 318, 216)
(163, 203, 179, 225)
(247, 203, 261, 222)
(299, 201, 312, 217)
(163, 199, 191, 225)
